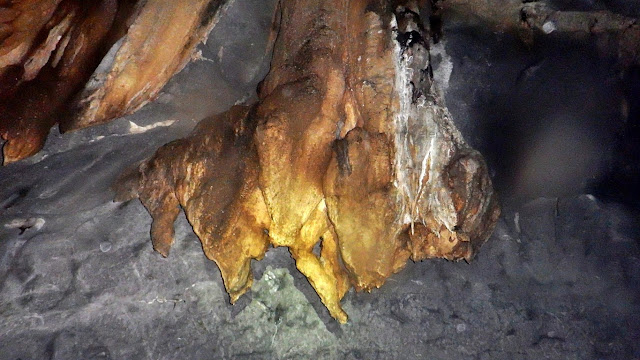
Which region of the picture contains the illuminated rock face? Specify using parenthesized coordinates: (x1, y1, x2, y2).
(0, 0, 226, 164)
(0, 0, 118, 164)
(115, 0, 500, 323)
(63, 0, 228, 132)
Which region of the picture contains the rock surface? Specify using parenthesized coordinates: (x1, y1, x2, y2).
(0, 0, 118, 164)
(0, 0, 239, 164)
(0, 0, 639, 358)
(113, 0, 499, 323)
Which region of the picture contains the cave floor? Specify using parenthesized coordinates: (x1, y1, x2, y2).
(2, 149, 639, 359)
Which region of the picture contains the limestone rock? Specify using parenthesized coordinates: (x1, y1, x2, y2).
(0, 0, 117, 164)
(115, 0, 500, 323)
(0, 0, 228, 164)
(63, 0, 229, 132)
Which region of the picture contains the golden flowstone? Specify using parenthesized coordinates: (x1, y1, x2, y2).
(115, 0, 500, 323)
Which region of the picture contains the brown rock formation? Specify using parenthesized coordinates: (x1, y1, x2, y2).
(115, 0, 500, 323)
(0, 0, 227, 164)
(115, 105, 271, 304)
(0, 0, 117, 164)
(63, 0, 229, 132)
(2, 0, 638, 165)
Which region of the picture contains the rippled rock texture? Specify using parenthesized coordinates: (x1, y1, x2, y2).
(0, 0, 227, 164)
(115, 0, 500, 322)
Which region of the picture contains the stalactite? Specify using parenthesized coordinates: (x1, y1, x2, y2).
(114, 0, 500, 323)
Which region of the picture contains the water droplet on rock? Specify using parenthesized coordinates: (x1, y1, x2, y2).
(542, 21, 556, 34)
(100, 241, 112, 252)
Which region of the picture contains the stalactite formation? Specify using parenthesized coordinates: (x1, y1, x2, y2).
(114, 0, 500, 323)
(2, 0, 637, 166)
(0, 0, 118, 164)
(0, 0, 226, 164)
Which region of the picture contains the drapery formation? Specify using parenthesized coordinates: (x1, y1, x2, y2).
(0, 0, 226, 164)
(2, 1, 638, 165)
(114, 0, 500, 322)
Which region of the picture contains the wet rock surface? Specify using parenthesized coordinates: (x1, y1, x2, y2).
(1, 0, 639, 358)
(114, 0, 499, 324)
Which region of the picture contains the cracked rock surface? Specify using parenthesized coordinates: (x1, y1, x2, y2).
(0, 0, 639, 358)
